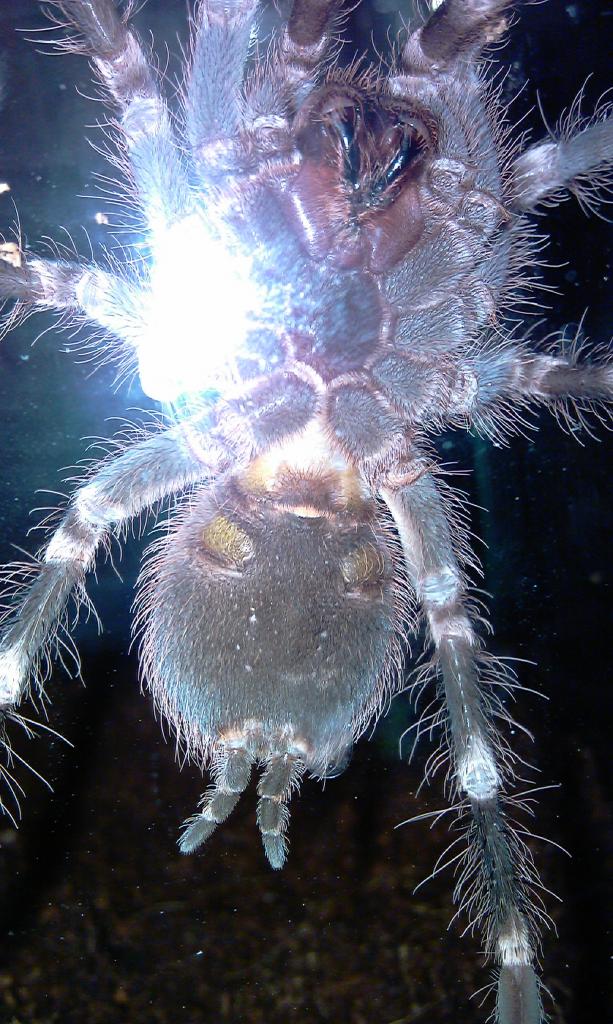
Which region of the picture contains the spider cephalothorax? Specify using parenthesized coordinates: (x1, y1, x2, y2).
(0, 2, 611, 1022)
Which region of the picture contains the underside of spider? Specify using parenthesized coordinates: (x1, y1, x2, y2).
(0, 2, 611, 1022)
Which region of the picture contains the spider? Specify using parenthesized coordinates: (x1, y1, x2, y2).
(0, 1, 611, 1021)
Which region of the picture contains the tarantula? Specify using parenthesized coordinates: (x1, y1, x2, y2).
(0, 1, 611, 1021)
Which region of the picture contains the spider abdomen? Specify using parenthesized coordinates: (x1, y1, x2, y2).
(139, 482, 400, 774)
(136, 465, 407, 865)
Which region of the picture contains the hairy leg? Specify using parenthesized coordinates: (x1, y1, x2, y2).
(511, 111, 613, 213)
(380, 469, 544, 1024)
(280, 0, 343, 91)
(0, 359, 318, 711)
(0, 418, 235, 711)
(0, 254, 144, 367)
(47, 0, 190, 238)
(458, 339, 613, 440)
(241, 0, 342, 150)
(184, 0, 259, 174)
(184, 0, 342, 175)
(401, 0, 511, 70)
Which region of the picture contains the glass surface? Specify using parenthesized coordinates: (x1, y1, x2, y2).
(0, 3, 610, 1022)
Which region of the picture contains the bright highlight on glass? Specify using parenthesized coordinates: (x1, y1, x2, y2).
(138, 213, 260, 402)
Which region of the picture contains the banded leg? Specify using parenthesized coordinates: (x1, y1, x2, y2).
(48, 0, 190, 237)
(0, 361, 317, 711)
(380, 471, 544, 1024)
(256, 754, 304, 869)
(282, 0, 343, 85)
(184, 0, 259, 172)
(461, 342, 613, 440)
(179, 747, 252, 853)
(511, 115, 613, 213)
(410, 3, 612, 211)
(403, 0, 511, 69)
(0, 255, 144, 367)
(0, 418, 236, 712)
(242, 0, 343, 141)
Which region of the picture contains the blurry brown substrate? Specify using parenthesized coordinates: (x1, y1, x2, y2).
(0, 647, 609, 1024)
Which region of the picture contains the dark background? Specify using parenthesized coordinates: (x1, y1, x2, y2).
(0, 2, 611, 1023)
